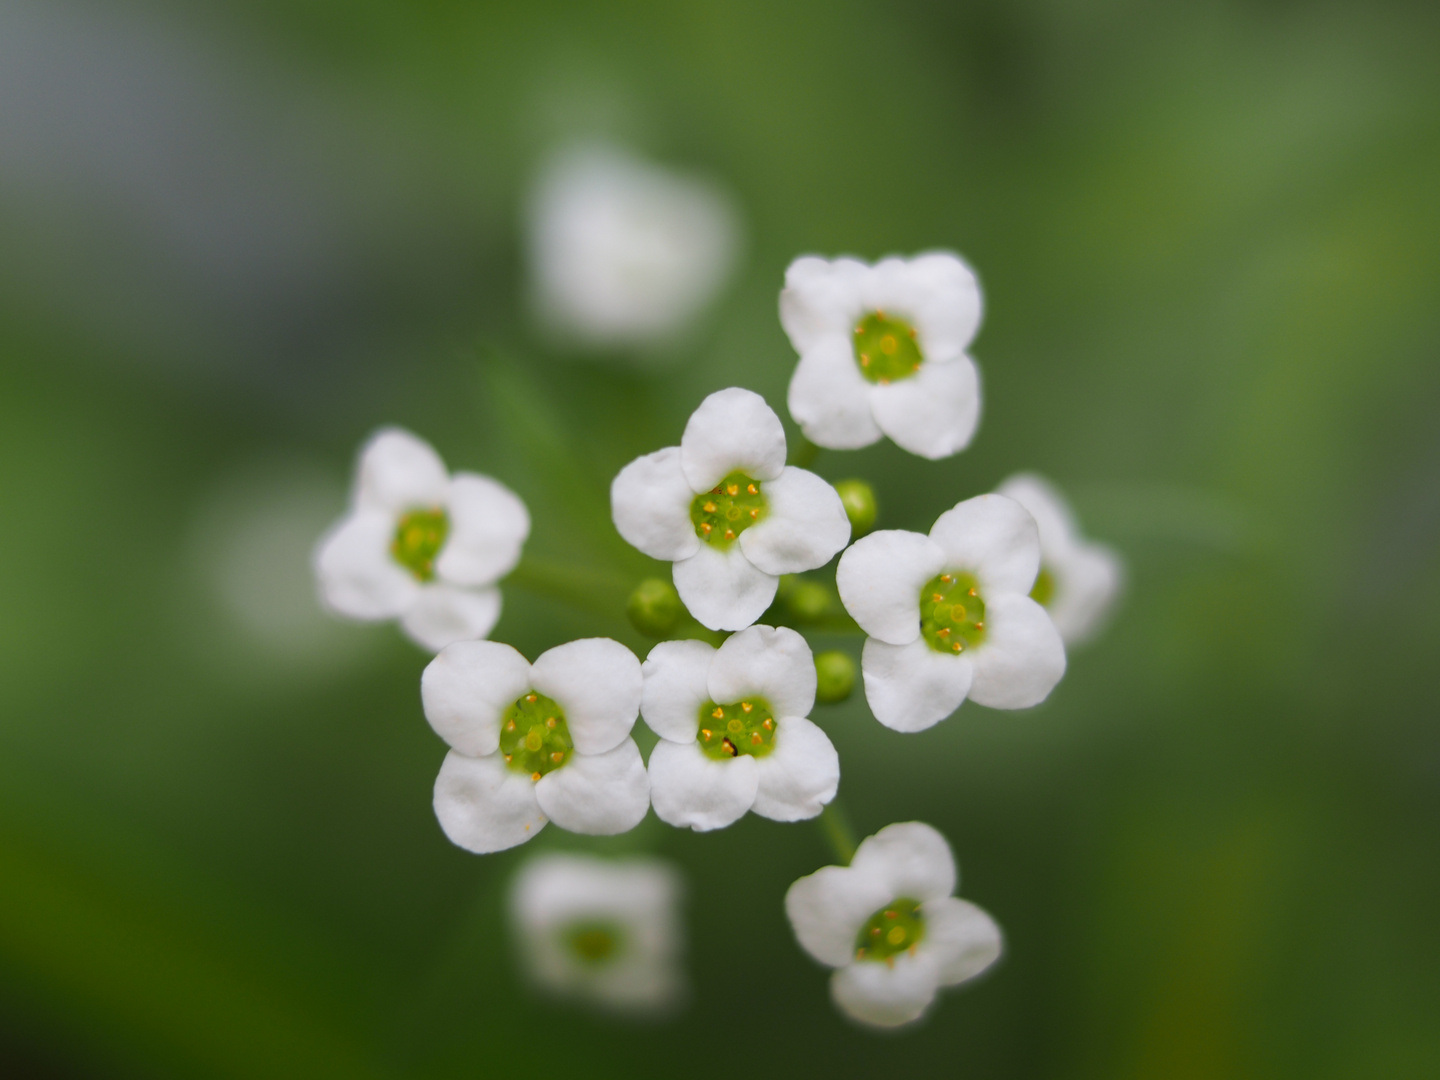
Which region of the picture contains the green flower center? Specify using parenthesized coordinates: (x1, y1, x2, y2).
(920, 571, 987, 655)
(697, 696, 776, 760)
(391, 508, 449, 581)
(691, 471, 767, 548)
(852, 311, 923, 385)
(855, 898, 926, 962)
(564, 921, 624, 966)
(1030, 566, 1055, 607)
(500, 692, 573, 781)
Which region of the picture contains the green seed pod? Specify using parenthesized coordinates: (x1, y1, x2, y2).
(785, 580, 834, 622)
(833, 478, 878, 537)
(627, 578, 683, 637)
(814, 650, 857, 704)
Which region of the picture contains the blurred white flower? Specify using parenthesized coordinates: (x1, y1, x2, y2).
(510, 852, 685, 1015)
(642, 625, 839, 831)
(996, 473, 1123, 645)
(785, 822, 1002, 1029)
(424, 638, 649, 854)
(836, 494, 1066, 732)
(314, 428, 529, 652)
(611, 388, 850, 631)
(781, 252, 983, 460)
(526, 142, 741, 350)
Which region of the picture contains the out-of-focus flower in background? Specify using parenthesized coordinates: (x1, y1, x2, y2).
(996, 473, 1123, 647)
(525, 141, 741, 353)
(509, 852, 686, 1016)
(785, 822, 1001, 1029)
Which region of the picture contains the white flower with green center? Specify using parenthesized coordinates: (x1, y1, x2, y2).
(509, 853, 685, 1015)
(527, 142, 741, 351)
(423, 638, 649, 853)
(314, 428, 530, 652)
(781, 252, 983, 460)
(836, 493, 1066, 732)
(785, 822, 1002, 1029)
(997, 473, 1123, 646)
(641, 625, 839, 830)
(611, 388, 851, 632)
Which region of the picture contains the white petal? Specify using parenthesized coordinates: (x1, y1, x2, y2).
(433, 751, 546, 854)
(646, 739, 757, 831)
(786, 335, 881, 450)
(739, 467, 851, 575)
(851, 821, 957, 903)
(871, 353, 981, 460)
(784, 864, 893, 967)
(530, 638, 642, 755)
(399, 585, 501, 652)
(535, 738, 650, 835)
(706, 625, 816, 720)
(672, 544, 778, 632)
(863, 252, 982, 363)
(1047, 542, 1123, 646)
(778, 255, 868, 354)
(995, 473, 1076, 548)
(928, 493, 1040, 596)
(355, 427, 449, 514)
(835, 530, 945, 645)
(314, 509, 419, 619)
(420, 640, 532, 756)
(679, 387, 787, 490)
(831, 951, 941, 1029)
(435, 473, 530, 586)
(610, 447, 699, 562)
(922, 897, 1003, 987)
(751, 716, 839, 822)
(640, 638, 716, 743)
(966, 594, 1066, 709)
(860, 637, 973, 733)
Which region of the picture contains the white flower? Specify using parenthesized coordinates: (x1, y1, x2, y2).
(314, 428, 530, 652)
(642, 626, 839, 831)
(785, 822, 1002, 1029)
(611, 388, 851, 631)
(423, 638, 649, 854)
(997, 473, 1123, 645)
(509, 852, 685, 1015)
(781, 252, 983, 460)
(836, 493, 1066, 732)
(526, 142, 741, 351)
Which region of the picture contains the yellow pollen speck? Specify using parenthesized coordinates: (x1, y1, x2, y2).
(712, 707, 725, 719)
(530, 771, 541, 782)
(550, 751, 564, 762)
(941, 574, 952, 583)
(546, 717, 556, 728)
(859, 353, 871, 365)
(968, 587, 977, 596)
(741, 702, 753, 713)
(875, 308, 886, 318)
(975, 621, 984, 630)
(870, 926, 881, 937)
(953, 643, 963, 653)
(722, 738, 738, 756)
(701, 523, 712, 533)
(727, 484, 739, 495)
(701, 728, 712, 739)
(503, 754, 512, 763)
(724, 528, 735, 540)
(932, 593, 943, 602)
(747, 483, 758, 494)
(887, 926, 906, 945)
(703, 501, 716, 512)
(506, 720, 515, 731)
(938, 627, 950, 637)
(526, 694, 537, 702)
(855, 326, 865, 335)
(909, 327, 917, 338)
(751, 733, 762, 745)
(884, 910, 897, 919)
(763, 718, 773, 730)
(749, 509, 758, 518)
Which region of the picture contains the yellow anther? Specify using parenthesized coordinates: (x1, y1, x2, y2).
(721, 737, 738, 757)
(908, 327, 916, 338)
(503, 754, 512, 763)
(703, 501, 717, 513)
(884, 910, 897, 919)
(550, 751, 564, 763)
(859, 353, 871, 366)
(887, 925, 906, 945)
(856, 947, 867, 958)
(870, 926, 881, 937)
(763, 718, 773, 730)
(953, 643, 963, 653)
(932, 593, 943, 602)
(749, 509, 758, 518)
(530, 771, 542, 782)
(701, 728, 713, 739)
(968, 587, 977, 596)
(855, 326, 865, 335)
(701, 523, 712, 534)
(727, 484, 739, 496)
(974, 621, 984, 630)
(750, 733, 762, 745)
(937, 627, 950, 637)
(941, 574, 952, 583)
(875, 308, 886, 318)
(747, 483, 758, 494)
(741, 702, 753, 713)
(526, 693, 537, 702)
(506, 720, 516, 731)
(712, 707, 725, 719)
(546, 717, 556, 728)
(724, 528, 735, 540)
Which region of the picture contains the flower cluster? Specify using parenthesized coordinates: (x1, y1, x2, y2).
(316, 248, 1120, 1025)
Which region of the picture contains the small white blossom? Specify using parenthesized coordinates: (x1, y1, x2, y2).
(424, 638, 649, 854)
(997, 473, 1123, 645)
(510, 852, 685, 1015)
(527, 142, 741, 351)
(611, 388, 851, 631)
(642, 625, 839, 831)
(314, 428, 530, 652)
(836, 494, 1066, 732)
(785, 822, 1002, 1029)
(781, 253, 983, 460)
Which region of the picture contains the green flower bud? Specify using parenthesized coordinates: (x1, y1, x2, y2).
(627, 577, 682, 637)
(785, 579, 834, 623)
(814, 650, 856, 704)
(833, 478, 878, 537)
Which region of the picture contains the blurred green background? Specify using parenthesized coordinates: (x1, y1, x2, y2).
(3, 0, 1439, 1076)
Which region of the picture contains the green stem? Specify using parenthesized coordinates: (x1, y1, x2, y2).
(818, 801, 857, 864)
(508, 556, 631, 621)
(788, 436, 821, 470)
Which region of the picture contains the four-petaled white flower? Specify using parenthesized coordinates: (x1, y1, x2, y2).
(509, 852, 686, 1015)
(997, 473, 1123, 646)
(314, 428, 530, 652)
(611, 388, 851, 632)
(785, 822, 1002, 1029)
(424, 638, 649, 853)
(527, 142, 741, 352)
(642, 625, 840, 830)
(837, 493, 1066, 732)
(781, 252, 983, 460)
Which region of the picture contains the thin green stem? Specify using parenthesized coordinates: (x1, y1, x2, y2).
(817, 801, 857, 864)
(508, 556, 631, 621)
